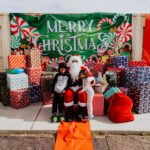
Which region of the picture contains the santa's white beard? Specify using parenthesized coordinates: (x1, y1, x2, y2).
(69, 63, 81, 81)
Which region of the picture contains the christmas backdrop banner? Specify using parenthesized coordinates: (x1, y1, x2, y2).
(9, 13, 132, 64)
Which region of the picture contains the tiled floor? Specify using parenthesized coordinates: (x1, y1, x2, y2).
(0, 103, 150, 131)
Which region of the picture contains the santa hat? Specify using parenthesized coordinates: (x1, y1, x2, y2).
(68, 55, 82, 67)
(81, 66, 95, 86)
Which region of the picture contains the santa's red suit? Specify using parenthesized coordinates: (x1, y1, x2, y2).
(64, 55, 95, 121)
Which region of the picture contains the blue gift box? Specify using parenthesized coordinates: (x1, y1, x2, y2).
(125, 67, 150, 82)
(127, 81, 150, 114)
(110, 56, 128, 68)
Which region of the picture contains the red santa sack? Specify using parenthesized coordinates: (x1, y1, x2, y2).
(107, 92, 134, 123)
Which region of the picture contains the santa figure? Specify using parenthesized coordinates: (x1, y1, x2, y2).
(64, 55, 95, 122)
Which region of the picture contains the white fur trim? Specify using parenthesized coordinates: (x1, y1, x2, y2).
(78, 102, 86, 107)
(64, 101, 74, 107)
(87, 77, 95, 85)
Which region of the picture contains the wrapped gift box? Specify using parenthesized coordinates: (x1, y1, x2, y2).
(0, 87, 10, 106)
(128, 60, 147, 67)
(26, 67, 42, 76)
(93, 94, 104, 116)
(0, 72, 7, 87)
(125, 67, 150, 82)
(28, 74, 41, 85)
(8, 55, 26, 69)
(7, 73, 29, 90)
(29, 85, 42, 103)
(26, 68, 42, 85)
(42, 92, 53, 105)
(25, 50, 41, 68)
(127, 81, 150, 114)
(10, 89, 30, 109)
(41, 73, 54, 92)
(110, 56, 128, 68)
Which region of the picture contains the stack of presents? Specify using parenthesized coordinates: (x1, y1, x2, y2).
(104, 56, 150, 114)
(0, 52, 150, 117)
(0, 49, 53, 109)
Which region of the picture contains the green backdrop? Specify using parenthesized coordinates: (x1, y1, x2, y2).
(10, 13, 132, 63)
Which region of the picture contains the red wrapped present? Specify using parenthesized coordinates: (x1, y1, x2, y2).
(25, 50, 41, 68)
(93, 94, 104, 116)
(42, 92, 53, 105)
(10, 89, 30, 109)
(8, 55, 26, 69)
(128, 60, 147, 67)
(26, 67, 42, 76)
(26, 68, 42, 85)
(28, 74, 41, 85)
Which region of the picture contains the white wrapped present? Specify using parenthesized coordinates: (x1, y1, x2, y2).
(7, 73, 29, 90)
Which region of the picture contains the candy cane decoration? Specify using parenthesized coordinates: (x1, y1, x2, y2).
(97, 18, 113, 31)
(123, 42, 132, 50)
(10, 16, 29, 39)
(113, 14, 128, 25)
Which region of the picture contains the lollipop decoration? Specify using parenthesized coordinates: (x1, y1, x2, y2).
(10, 16, 29, 39)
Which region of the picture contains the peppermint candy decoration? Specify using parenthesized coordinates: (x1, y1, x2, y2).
(43, 56, 51, 65)
(50, 58, 59, 69)
(10, 16, 29, 39)
(33, 44, 43, 51)
(10, 35, 21, 49)
(97, 18, 113, 30)
(113, 14, 128, 25)
(28, 27, 40, 43)
(103, 33, 116, 45)
(58, 56, 66, 63)
(83, 58, 94, 70)
(110, 37, 123, 52)
(116, 22, 132, 42)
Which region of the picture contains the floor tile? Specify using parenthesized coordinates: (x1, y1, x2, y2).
(32, 104, 59, 131)
(0, 102, 42, 130)
(90, 113, 150, 131)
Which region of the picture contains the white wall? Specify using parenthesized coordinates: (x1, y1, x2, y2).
(0, 13, 145, 69)
(132, 14, 145, 60)
(0, 13, 11, 69)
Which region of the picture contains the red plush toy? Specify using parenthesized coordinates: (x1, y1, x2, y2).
(107, 92, 134, 123)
